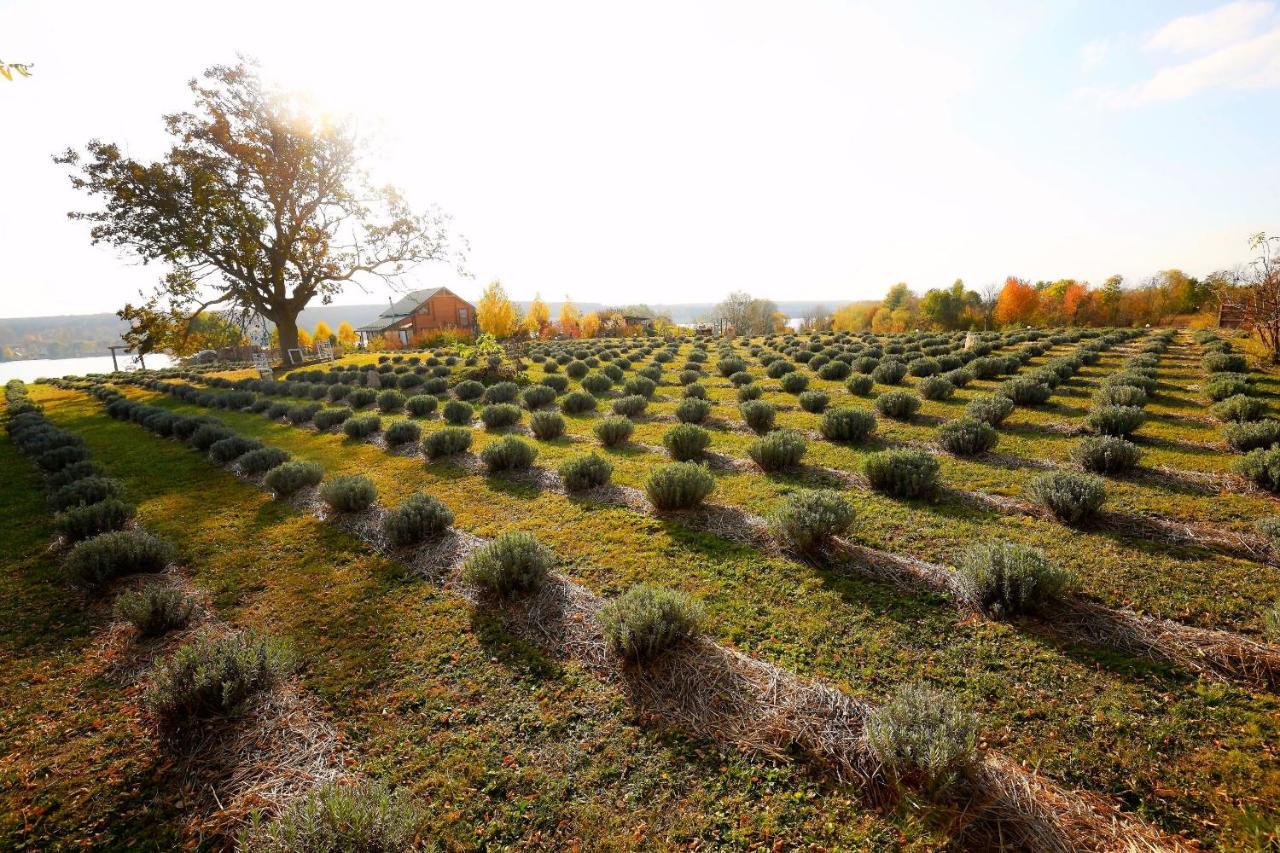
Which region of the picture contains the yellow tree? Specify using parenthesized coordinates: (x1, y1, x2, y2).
(580, 311, 601, 338)
(297, 327, 314, 348)
(477, 279, 519, 338)
(524, 292, 551, 335)
(313, 320, 333, 343)
(559, 296, 581, 336)
(337, 321, 358, 348)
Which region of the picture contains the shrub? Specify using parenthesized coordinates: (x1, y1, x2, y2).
(769, 489, 855, 550)
(846, 374, 874, 395)
(383, 493, 453, 546)
(1086, 405, 1145, 438)
(343, 414, 382, 438)
(114, 586, 195, 637)
(612, 395, 648, 417)
(480, 435, 538, 471)
(747, 429, 807, 471)
(1255, 516, 1280, 547)
(646, 462, 715, 510)
(864, 450, 939, 499)
(581, 373, 613, 394)
(263, 460, 323, 497)
(190, 423, 235, 451)
(964, 394, 1014, 427)
(600, 585, 703, 662)
(1235, 447, 1280, 491)
(779, 372, 809, 394)
(908, 357, 940, 377)
(209, 435, 262, 464)
(384, 419, 422, 447)
(872, 361, 907, 385)
(717, 356, 746, 377)
(423, 427, 473, 458)
(957, 541, 1072, 617)
(798, 390, 828, 413)
(1213, 394, 1267, 423)
(483, 381, 519, 404)
(682, 382, 708, 400)
(820, 360, 851, 380)
(1224, 419, 1280, 452)
(737, 383, 764, 402)
(565, 360, 589, 379)
(286, 403, 321, 426)
(55, 498, 135, 542)
(542, 374, 569, 393)
(1093, 384, 1147, 408)
(238, 780, 425, 853)
(521, 384, 557, 410)
(1266, 602, 1280, 642)
(935, 418, 997, 456)
(865, 684, 978, 795)
(560, 390, 598, 415)
(46, 460, 104, 491)
(49, 476, 125, 511)
(821, 407, 876, 443)
(442, 399, 475, 425)
(530, 411, 566, 440)
(64, 529, 174, 588)
(917, 376, 954, 401)
(623, 376, 656, 399)
(1203, 374, 1253, 401)
(594, 416, 634, 447)
(314, 407, 354, 430)
(376, 389, 406, 413)
(480, 403, 522, 430)
(320, 475, 378, 512)
(739, 400, 776, 433)
(238, 447, 291, 474)
(663, 423, 711, 461)
(453, 379, 484, 400)
(1203, 352, 1247, 373)
(546, 440, 608, 485)
(1070, 436, 1141, 473)
(405, 394, 439, 417)
(998, 376, 1052, 405)
(1027, 471, 1106, 523)
(675, 397, 712, 424)
(147, 630, 295, 720)
(874, 390, 920, 421)
(462, 531, 553, 596)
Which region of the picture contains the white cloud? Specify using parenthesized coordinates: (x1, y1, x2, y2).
(1080, 38, 1111, 72)
(1101, 25, 1280, 106)
(1146, 0, 1274, 54)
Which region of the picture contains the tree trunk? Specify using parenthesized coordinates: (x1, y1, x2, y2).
(276, 311, 303, 365)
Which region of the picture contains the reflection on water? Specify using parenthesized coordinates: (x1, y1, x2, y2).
(0, 353, 173, 384)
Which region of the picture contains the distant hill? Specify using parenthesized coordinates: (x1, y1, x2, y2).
(0, 299, 856, 361)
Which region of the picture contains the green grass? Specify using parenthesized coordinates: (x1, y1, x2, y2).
(14, 329, 1280, 849)
(12, 386, 917, 849)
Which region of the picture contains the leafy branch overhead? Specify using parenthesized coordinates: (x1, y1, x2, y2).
(54, 58, 465, 355)
(0, 61, 34, 81)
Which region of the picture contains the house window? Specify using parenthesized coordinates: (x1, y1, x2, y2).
(458, 307, 469, 326)
(398, 329, 410, 345)
(420, 300, 431, 316)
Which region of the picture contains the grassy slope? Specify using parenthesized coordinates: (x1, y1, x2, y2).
(73, 339, 1280, 849)
(17, 385, 915, 850)
(0, 415, 185, 850)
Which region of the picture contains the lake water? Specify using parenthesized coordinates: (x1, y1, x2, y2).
(0, 353, 173, 384)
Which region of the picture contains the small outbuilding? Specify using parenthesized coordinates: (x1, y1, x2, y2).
(357, 287, 477, 347)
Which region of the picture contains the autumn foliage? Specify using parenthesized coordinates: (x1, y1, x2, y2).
(994, 277, 1039, 326)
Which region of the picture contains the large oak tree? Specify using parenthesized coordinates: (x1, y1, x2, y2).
(56, 59, 460, 360)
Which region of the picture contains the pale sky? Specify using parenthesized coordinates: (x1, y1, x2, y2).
(1, 0, 1278, 317)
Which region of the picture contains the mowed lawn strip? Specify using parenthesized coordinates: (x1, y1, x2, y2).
(32, 385, 910, 849)
(0, 411, 188, 850)
(56, 382, 1280, 848)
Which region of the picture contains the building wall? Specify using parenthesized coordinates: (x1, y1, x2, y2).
(408, 291, 476, 335)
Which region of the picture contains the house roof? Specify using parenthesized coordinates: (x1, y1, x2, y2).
(356, 287, 459, 332)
